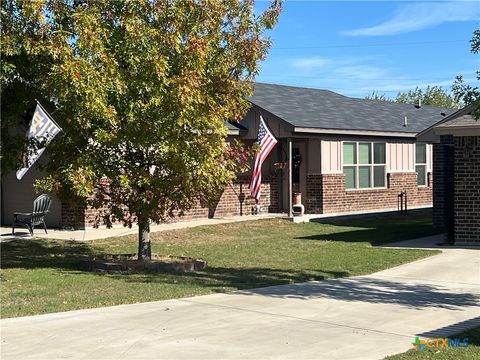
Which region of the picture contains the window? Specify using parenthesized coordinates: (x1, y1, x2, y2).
(343, 142, 386, 189)
(416, 143, 427, 186)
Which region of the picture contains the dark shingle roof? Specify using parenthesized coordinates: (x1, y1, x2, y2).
(435, 114, 479, 129)
(249, 83, 454, 134)
(225, 120, 248, 131)
(225, 121, 239, 131)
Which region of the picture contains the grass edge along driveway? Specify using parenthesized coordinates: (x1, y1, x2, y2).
(385, 327, 480, 360)
(1, 213, 442, 318)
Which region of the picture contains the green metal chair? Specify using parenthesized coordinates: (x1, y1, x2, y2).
(12, 194, 52, 236)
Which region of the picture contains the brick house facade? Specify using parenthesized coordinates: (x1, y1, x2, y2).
(419, 104, 480, 245)
(1, 83, 450, 229)
(307, 172, 431, 214)
(60, 176, 279, 229)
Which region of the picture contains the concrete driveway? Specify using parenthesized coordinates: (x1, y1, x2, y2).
(1, 237, 479, 360)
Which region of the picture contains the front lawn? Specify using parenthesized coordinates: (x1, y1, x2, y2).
(385, 327, 480, 360)
(1, 213, 441, 318)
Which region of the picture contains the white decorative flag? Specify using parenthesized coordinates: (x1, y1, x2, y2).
(16, 102, 62, 180)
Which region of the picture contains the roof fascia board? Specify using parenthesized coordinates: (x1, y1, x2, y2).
(293, 126, 416, 138)
(227, 129, 240, 136)
(434, 126, 480, 136)
(281, 133, 415, 142)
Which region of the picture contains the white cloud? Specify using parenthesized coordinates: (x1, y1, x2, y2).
(342, 1, 480, 36)
(333, 65, 391, 80)
(290, 56, 331, 71)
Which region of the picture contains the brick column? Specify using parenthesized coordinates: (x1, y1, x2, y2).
(322, 173, 346, 213)
(306, 173, 323, 213)
(433, 135, 454, 238)
(454, 136, 480, 244)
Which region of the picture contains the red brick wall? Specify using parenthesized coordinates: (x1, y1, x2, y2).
(61, 202, 86, 229)
(61, 176, 278, 229)
(306, 173, 322, 213)
(433, 135, 454, 233)
(307, 172, 432, 214)
(454, 136, 480, 244)
(206, 176, 279, 217)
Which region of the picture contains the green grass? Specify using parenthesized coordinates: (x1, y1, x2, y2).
(1, 213, 441, 318)
(385, 327, 480, 360)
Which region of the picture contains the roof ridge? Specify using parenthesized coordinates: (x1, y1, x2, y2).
(254, 82, 350, 98)
(255, 82, 454, 111)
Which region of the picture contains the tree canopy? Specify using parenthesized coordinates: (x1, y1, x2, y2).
(1, 0, 282, 259)
(452, 29, 480, 118)
(366, 86, 460, 108)
(395, 86, 460, 108)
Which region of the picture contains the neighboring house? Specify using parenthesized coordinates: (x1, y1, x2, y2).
(1, 83, 453, 229)
(417, 104, 479, 245)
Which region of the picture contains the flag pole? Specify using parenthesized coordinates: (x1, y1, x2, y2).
(288, 137, 293, 218)
(255, 113, 261, 211)
(249, 112, 277, 212)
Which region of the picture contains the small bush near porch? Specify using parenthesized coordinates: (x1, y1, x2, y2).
(0, 213, 442, 318)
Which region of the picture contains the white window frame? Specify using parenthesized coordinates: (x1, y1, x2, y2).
(415, 143, 428, 187)
(343, 141, 386, 189)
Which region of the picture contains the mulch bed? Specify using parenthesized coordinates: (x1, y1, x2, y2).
(80, 253, 208, 273)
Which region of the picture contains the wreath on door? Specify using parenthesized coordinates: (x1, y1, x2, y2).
(293, 153, 302, 169)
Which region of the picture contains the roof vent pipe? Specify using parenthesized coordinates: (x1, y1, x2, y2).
(418, 98, 421, 108)
(404, 116, 408, 127)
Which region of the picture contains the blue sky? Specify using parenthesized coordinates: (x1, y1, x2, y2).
(255, 0, 479, 98)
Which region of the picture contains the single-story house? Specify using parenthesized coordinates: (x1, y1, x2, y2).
(417, 103, 479, 245)
(236, 83, 453, 216)
(1, 83, 453, 229)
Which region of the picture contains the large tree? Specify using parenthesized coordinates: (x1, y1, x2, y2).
(1, 0, 282, 259)
(395, 86, 460, 108)
(452, 29, 480, 118)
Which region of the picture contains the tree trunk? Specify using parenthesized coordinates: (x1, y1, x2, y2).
(138, 217, 151, 261)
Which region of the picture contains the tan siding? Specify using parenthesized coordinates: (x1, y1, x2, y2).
(320, 140, 342, 174)
(321, 140, 424, 175)
(387, 142, 415, 172)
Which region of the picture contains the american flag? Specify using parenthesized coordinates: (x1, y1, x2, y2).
(16, 102, 62, 180)
(249, 115, 277, 203)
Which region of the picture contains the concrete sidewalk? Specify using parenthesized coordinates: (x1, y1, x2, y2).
(1, 237, 479, 360)
(2, 207, 434, 242)
(1, 213, 282, 241)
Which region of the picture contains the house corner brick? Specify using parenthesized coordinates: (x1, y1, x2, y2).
(454, 136, 480, 244)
